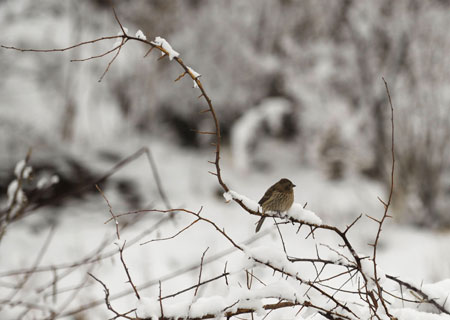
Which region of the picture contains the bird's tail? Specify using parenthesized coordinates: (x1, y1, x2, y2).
(255, 216, 265, 233)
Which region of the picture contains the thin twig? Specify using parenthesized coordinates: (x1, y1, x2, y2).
(118, 240, 140, 300)
(96, 185, 120, 240)
(386, 275, 450, 314)
(140, 218, 200, 245)
(159, 281, 164, 318)
(369, 77, 396, 317)
(194, 247, 210, 296)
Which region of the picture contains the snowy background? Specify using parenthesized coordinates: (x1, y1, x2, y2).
(1, 0, 450, 319)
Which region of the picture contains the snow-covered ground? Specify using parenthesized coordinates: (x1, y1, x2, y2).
(1, 136, 450, 319)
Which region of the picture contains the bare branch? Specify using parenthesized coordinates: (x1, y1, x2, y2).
(386, 275, 450, 315)
(118, 240, 141, 300)
(194, 247, 210, 296)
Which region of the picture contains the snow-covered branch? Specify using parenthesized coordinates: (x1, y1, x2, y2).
(2, 8, 449, 320)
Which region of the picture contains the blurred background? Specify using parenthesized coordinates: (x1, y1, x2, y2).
(1, 0, 450, 319)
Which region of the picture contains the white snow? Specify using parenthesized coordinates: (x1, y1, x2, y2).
(223, 190, 260, 212)
(1, 4, 450, 320)
(223, 191, 321, 225)
(321, 246, 349, 265)
(231, 98, 291, 171)
(243, 245, 298, 276)
(189, 295, 227, 317)
(187, 66, 201, 79)
(360, 258, 386, 291)
(23, 166, 32, 179)
(136, 282, 307, 320)
(37, 174, 60, 189)
(422, 279, 450, 311)
(255, 281, 301, 302)
(50, 174, 59, 184)
(285, 203, 322, 225)
(135, 29, 147, 40)
(6, 179, 19, 207)
(135, 297, 160, 319)
(391, 307, 450, 320)
(16, 186, 26, 205)
(223, 191, 232, 202)
(6, 178, 27, 214)
(152, 36, 180, 60)
(37, 177, 47, 190)
(14, 159, 26, 178)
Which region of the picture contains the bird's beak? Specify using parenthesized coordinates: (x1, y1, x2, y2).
(293, 184, 296, 187)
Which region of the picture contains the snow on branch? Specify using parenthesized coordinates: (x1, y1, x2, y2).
(135, 29, 147, 40)
(1, 148, 32, 240)
(284, 203, 322, 225)
(223, 190, 322, 225)
(223, 190, 260, 212)
(2, 8, 449, 320)
(152, 36, 180, 61)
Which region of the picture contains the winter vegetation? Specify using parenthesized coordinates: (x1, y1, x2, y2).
(1, 1, 450, 320)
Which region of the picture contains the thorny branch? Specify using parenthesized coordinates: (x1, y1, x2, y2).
(96, 187, 141, 300)
(1, 7, 448, 320)
(0, 144, 172, 317)
(365, 78, 396, 318)
(386, 275, 450, 315)
(89, 273, 135, 320)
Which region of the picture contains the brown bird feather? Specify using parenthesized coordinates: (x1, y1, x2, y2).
(255, 178, 295, 232)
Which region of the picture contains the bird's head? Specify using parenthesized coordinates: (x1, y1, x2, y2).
(277, 178, 296, 191)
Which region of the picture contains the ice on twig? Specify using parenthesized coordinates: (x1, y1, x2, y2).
(135, 29, 147, 40)
(152, 36, 180, 60)
(223, 190, 260, 212)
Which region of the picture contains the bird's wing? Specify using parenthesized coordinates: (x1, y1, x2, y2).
(258, 184, 277, 205)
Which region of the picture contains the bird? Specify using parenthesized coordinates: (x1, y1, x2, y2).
(255, 178, 295, 232)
